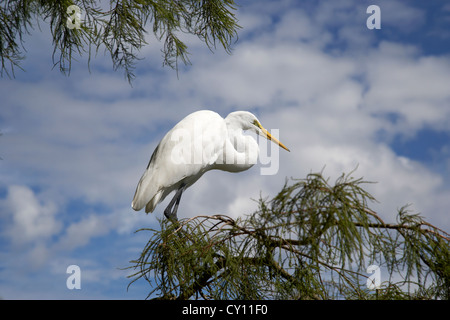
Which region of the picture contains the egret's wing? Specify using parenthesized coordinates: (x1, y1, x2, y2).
(131, 142, 162, 212)
(132, 110, 226, 213)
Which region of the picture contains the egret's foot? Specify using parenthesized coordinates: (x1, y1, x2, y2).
(163, 183, 186, 221)
(164, 207, 178, 221)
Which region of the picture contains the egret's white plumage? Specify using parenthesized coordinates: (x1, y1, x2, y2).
(131, 110, 289, 220)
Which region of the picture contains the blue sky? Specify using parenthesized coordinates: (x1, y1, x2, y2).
(1, 0, 450, 299)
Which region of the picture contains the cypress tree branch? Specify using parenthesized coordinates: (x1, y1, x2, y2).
(0, 0, 241, 82)
(127, 171, 450, 300)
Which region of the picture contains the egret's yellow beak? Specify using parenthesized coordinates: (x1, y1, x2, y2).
(256, 122, 290, 152)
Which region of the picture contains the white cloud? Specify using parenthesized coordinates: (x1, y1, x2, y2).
(364, 42, 450, 133)
(4, 185, 62, 246)
(377, 0, 426, 32)
(55, 214, 110, 251)
(54, 207, 154, 251)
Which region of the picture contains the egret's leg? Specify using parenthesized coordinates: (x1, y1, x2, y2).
(164, 183, 186, 221)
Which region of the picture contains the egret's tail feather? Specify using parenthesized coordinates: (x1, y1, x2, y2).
(131, 170, 160, 213)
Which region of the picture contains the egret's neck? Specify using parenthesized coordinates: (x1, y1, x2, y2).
(218, 126, 258, 172)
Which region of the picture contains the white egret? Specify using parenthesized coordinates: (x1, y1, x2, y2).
(131, 110, 290, 220)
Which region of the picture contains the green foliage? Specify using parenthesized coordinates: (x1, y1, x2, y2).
(0, 0, 240, 82)
(127, 172, 450, 300)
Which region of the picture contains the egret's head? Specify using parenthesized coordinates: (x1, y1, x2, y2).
(227, 111, 290, 152)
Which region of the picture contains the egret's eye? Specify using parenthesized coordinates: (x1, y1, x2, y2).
(252, 120, 262, 129)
